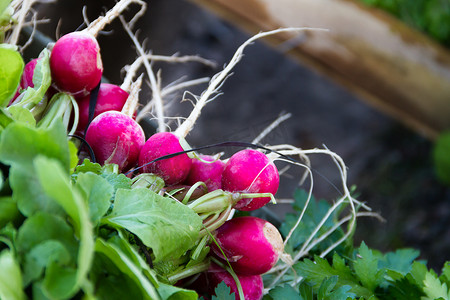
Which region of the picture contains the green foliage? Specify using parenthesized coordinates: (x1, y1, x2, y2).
(211, 282, 236, 300)
(0, 44, 23, 107)
(103, 188, 203, 263)
(359, 0, 450, 46)
(433, 131, 450, 186)
(279, 189, 349, 256)
(0, 250, 26, 300)
(0, 121, 200, 299)
(266, 236, 450, 300)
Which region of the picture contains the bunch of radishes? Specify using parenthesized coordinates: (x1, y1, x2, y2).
(11, 23, 284, 298)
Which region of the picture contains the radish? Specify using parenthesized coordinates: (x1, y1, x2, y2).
(211, 216, 283, 275)
(222, 149, 279, 211)
(138, 132, 192, 186)
(20, 58, 39, 90)
(76, 83, 129, 133)
(85, 111, 144, 171)
(50, 31, 103, 96)
(9, 58, 39, 104)
(206, 263, 263, 300)
(185, 155, 225, 191)
(85, 77, 144, 172)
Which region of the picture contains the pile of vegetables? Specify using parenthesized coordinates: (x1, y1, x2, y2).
(2, 1, 450, 299)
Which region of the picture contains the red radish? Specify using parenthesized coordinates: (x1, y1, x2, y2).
(9, 58, 39, 104)
(50, 31, 103, 96)
(211, 216, 283, 275)
(185, 155, 225, 191)
(76, 83, 129, 132)
(20, 58, 39, 89)
(222, 149, 279, 211)
(85, 111, 145, 171)
(138, 132, 192, 186)
(206, 263, 263, 300)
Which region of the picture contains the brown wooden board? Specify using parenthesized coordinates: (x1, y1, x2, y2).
(189, 0, 450, 140)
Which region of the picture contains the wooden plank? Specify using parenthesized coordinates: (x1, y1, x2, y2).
(189, 0, 450, 140)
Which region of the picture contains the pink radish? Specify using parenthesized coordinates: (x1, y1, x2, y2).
(50, 31, 103, 96)
(222, 149, 279, 211)
(85, 111, 145, 171)
(85, 77, 144, 172)
(211, 216, 283, 275)
(20, 58, 39, 90)
(76, 83, 129, 132)
(185, 155, 225, 191)
(206, 263, 263, 300)
(9, 58, 39, 104)
(138, 132, 192, 186)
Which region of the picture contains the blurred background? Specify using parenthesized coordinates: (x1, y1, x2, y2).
(32, 0, 450, 270)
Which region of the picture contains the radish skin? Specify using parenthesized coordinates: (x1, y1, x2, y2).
(222, 149, 279, 211)
(138, 132, 192, 186)
(76, 83, 129, 133)
(9, 58, 39, 104)
(85, 111, 145, 171)
(20, 58, 39, 90)
(50, 31, 103, 96)
(185, 155, 225, 192)
(206, 263, 263, 300)
(211, 216, 283, 275)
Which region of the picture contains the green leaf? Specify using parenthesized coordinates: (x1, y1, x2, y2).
(104, 188, 202, 262)
(16, 212, 78, 288)
(68, 140, 79, 171)
(157, 282, 198, 300)
(9, 48, 51, 110)
(410, 261, 429, 287)
(380, 248, 420, 274)
(0, 108, 14, 131)
(317, 276, 356, 300)
(0, 196, 19, 228)
(299, 282, 314, 300)
(16, 212, 78, 257)
(0, 44, 23, 107)
(7, 105, 36, 126)
(23, 240, 72, 286)
(433, 131, 450, 186)
(75, 172, 113, 225)
(0, 121, 72, 216)
(441, 262, 450, 287)
(211, 282, 235, 300)
(421, 272, 450, 300)
(280, 189, 347, 254)
(386, 274, 425, 300)
(94, 238, 160, 300)
(294, 255, 373, 298)
(73, 159, 132, 194)
(0, 249, 26, 300)
(353, 242, 385, 291)
(34, 156, 94, 299)
(268, 284, 303, 300)
(89, 251, 144, 300)
(0, 222, 16, 251)
(107, 233, 159, 287)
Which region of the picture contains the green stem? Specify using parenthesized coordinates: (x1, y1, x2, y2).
(37, 93, 75, 132)
(167, 259, 211, 284)
(187, 189, 239, 214)
(210, 257, 245, 300)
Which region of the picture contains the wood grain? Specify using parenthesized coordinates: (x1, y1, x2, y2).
(189, 0, 450, 139)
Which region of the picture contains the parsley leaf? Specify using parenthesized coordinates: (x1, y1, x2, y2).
(212, 282, 235, 300)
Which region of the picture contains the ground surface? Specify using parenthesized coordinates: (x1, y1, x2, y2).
(35, 0, 449, 270)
